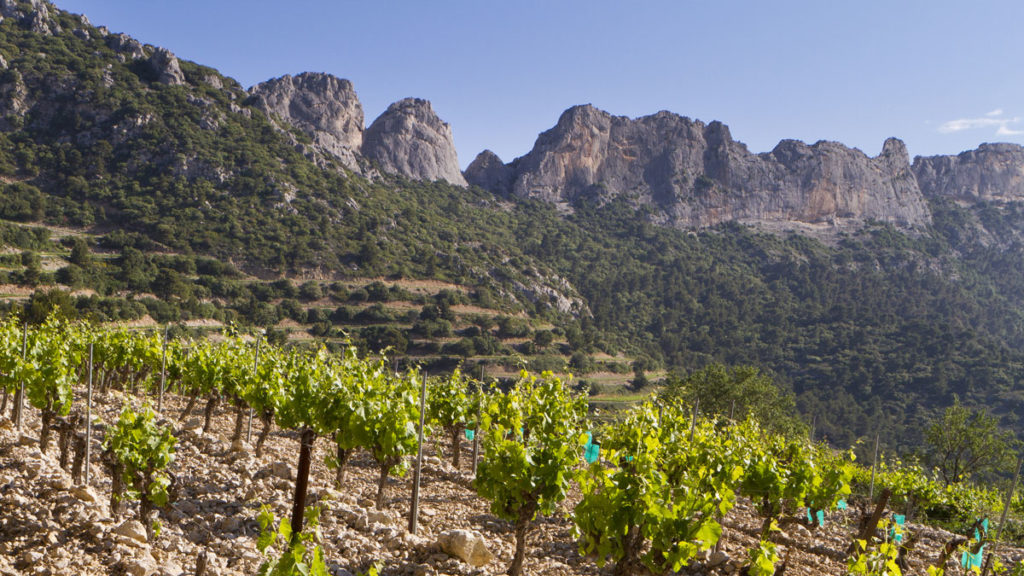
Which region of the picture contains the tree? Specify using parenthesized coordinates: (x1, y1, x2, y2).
(659, 365, 803, 436)
(925, 398, 1017, 485)
(68, 237, 92, 268)
(533, 330, 554, 350)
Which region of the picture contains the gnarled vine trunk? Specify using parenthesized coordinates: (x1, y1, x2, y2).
(202, 395, 219, 434)
(71, 434, 86, 484)
(39, 406, 56, 452)
(375, 456, 399, 509)
(614, 524, 649, 576)
(450, 426, 462, 469)
(334, 443, 352, 487)
(231, 401, 246, 444)
(179, 391, 199, 421)
(255, 409, 274, 457)
(508, 501, 538, 576)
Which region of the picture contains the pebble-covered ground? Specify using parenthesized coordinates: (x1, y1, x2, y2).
(0, 387, 1021, 576)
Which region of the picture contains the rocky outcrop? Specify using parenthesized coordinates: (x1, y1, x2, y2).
(479, 105, 930, 229)
(464, 150, 513, 193)
(913, 143, 1024, 201)
(1, 0, 58, 35)
(249, 72, 364, 170)
(146, 47, 185, 86)
(106, 33, 145, 61)
(363, 98, 467, 186)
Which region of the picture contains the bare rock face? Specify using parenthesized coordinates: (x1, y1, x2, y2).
(0, 0, 19, 18)
(147, 47, 185, 86)
(106, 33, 145, 60)
(249, 72, 364, 170)
(491, 105, 930, 229)
(2, 0, 58, 35)
(464, 150, 513, 193)
(363, 98, 467, 186)
(913, 143, 1024, 201)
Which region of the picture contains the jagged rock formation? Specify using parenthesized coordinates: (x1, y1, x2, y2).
(147, 47, 185, 86)
(249, 72, 364, 170)
(363, 98, 467, 187)
(464, 150, 513, 193)
(1, 0, 58, 35)
(468, 105, 931, 229)
(913, 143, 1024, 201)
(105, 33, 145, 61)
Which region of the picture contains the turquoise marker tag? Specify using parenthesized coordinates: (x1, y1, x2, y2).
(890, 514, 905, 543)
(961, 549, 984, 570)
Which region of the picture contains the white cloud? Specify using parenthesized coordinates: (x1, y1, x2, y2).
(938, 110, 1023, 136)
(997, 125, 1024, 136)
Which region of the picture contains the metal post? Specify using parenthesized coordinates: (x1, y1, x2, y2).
(472, 391, 481, 476)
(158, 326, 169, 413)
(408, 374, 427, 534)
(85, 343, 93, 485)
(981, 454, 1024, 576)
(14, 322, 27, 431)
(869, 432, 880, 501)
(689, 398, 700, 443)
(247, 336, 261, 444)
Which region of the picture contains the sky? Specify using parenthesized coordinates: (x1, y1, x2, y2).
(57, 0, 1024, 169)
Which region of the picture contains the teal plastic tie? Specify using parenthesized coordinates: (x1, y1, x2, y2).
(836, 499, 847, 510)
(805, 508, 826, 526)
(973, 518, 989, 540)
(961, 518, 988, 569)
(961, 548, 984, 570)
(465, 429, 475, 441)
(890, 514, 905, 544)
(584, 443, 600, 464)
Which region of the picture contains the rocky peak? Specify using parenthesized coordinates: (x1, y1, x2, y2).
(248, 72, 364, 170)
(147, 47, 185, 86)
(362, 98, 467, 186)
(880, 137, 910, 165)
(464, 150, 512, 193)
(485, 105, 930, 229)
(913, 143, 1024, 201)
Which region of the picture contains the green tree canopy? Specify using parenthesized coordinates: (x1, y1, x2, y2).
(659, 364, 804, 436)
(925, 398, 1017, 485)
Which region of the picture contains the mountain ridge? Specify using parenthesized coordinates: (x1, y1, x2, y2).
(7, 0, 1024, 451)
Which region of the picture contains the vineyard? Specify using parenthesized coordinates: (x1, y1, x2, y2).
(1, 315, 1024, 576)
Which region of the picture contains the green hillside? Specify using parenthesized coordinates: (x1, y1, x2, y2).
(3, 0, 1024, 452)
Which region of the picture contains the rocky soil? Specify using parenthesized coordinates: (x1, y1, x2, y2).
(0, 387, 1021, 576)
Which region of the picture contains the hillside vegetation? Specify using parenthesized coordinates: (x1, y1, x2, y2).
(2, 1, 1024, 452)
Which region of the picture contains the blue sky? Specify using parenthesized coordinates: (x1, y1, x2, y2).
(58, 0, 1024, 168)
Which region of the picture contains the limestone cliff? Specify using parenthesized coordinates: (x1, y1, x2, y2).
(913, 143, 1024, 201)
(468, 105, 931, 229)
(362, 98, 467, 187)
(249, 72, 364, 170)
